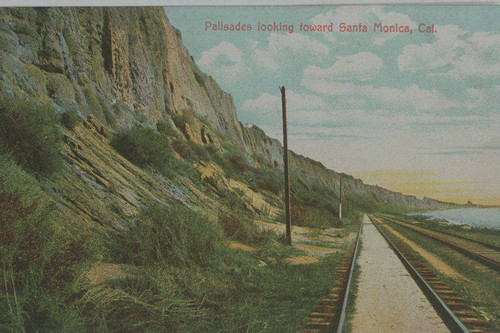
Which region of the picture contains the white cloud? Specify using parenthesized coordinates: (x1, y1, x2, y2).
(466, 86, 500, 112)
(299, 109, 481, 126)
(243, 90, 326, 112)
(399, 27, 500, 78)
(304, 52, 382, 81)
(435, 32, 500, 79)
(310, 10, 337, 43)
(242, 90, 327, 124)
(302, 79, 456, 111)
(398, 25, 466, 72)
(198, 42, 246, 83)
(253, 33, 329, 71)
(366, 114, 483, 125)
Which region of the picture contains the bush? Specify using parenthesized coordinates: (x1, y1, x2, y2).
(111, 126, 177, 175)
(171, 139, 195, 160)
(190, 142, 211, 161)
(112, 126, 203, 182)
(123, 205, 223, 267)
(256, 177, 281, 195)
(156, 120, 179, 138)
(205, 143, 218, 155)
(228, 153, 252, 172)
(60, 110, 80, 130)
(172, 139, 213, 164)
(0, 95, 62, 175)
(172, 112, 197, 139)
(219, 212, 263, 243)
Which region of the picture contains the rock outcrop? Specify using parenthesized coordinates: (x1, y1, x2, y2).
(0, 6, 458, 228)
(0, 7, 245, 147)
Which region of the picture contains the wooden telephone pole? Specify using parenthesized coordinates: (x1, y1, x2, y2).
(339, 176, 342, 220)
(281, 86, 292, 245)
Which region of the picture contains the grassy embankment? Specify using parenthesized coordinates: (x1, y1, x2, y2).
(0, 95, 365, 331)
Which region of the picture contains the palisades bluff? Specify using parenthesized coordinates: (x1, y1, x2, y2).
(204, 21, 437, 34)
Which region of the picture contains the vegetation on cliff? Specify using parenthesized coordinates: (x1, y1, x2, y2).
(0, 96, 62, 175)
(0, 7, 463, 332)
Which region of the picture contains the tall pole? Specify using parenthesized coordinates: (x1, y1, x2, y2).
(281, 86, 292, 245)
(339, 176, 342, 220)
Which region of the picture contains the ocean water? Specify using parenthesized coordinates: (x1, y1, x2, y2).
(410, 208, 500, 230)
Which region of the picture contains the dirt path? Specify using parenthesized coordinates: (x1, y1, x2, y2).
(350, 215, 450, 333)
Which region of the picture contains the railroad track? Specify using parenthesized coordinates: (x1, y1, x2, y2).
(371, 216, 497, 333)
(381, 215, 500, 252)
(378, 215, 500, 272)
(303, 216, 497, 333)
(302, 222, 363, 333)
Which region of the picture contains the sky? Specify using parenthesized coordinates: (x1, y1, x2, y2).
(165, 5, 500, 206)
(6, 1, 499, 7)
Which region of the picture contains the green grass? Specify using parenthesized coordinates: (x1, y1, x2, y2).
(0, 90, 402, 332)
(0, 154, 86, 332)
(157, 120, 180, 138)
(1, 166, 344, 333)
(77, 203, 343, 332)
(121, 204, 224, 268)
(0, 95, 63, 176)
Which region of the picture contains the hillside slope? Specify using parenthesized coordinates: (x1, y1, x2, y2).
(0, 7, 456, 221)
(0, 7, 468, 332)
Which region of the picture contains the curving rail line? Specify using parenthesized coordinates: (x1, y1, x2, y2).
(379, 215, 500, 273)
(380, 214, 500, 251)
(371, 216, 496, 333)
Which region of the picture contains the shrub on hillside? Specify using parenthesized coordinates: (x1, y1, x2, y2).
(190, 142, 211, 161)
(228, 153, 252, 172)
(112, 126, 175, 173)
(171, 139, 195, 160)
(172, 139, 213, 163)
(112, 126, 203, 182)
(156, 120, 179, 138)
(256, 177, 281, 195)
(219, 212, 264, 243)
(124, 205, 223, 267)
(60, 110, 80, 130)
(205, 143, 218, 155)
(0, 95, 62, 175)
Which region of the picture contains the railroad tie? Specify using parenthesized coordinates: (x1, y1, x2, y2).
(373, 218, 497, 333)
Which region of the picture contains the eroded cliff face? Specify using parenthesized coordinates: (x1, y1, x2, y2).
(0, 7, 455, 223)
(241, 124, 456, 210)
(0, 7, 245, 147)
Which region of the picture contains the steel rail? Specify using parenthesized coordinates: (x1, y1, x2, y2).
(335, 220, 363, 333)
(371, 218, 470, 333)
(382, 215, 500, 252)
(381, 216, 500, 272)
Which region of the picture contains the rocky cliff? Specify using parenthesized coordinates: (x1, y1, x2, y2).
(0, 7, 245, 146)
(0, 6, 456, 225)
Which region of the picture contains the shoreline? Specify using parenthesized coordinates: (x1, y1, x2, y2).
(407, 207, 500, 231)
